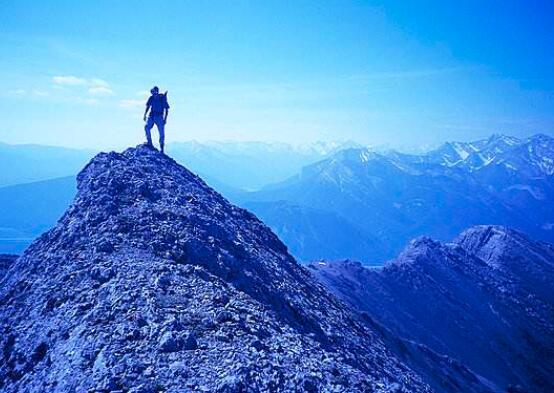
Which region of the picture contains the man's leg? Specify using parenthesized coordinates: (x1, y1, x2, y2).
(144, 117, 154, 146)
(156, 116, 165, 153)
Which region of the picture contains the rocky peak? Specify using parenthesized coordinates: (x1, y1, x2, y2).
(455, 225, 554, 306)
(454, 225, 515, 263)
(455, 225, 554, 267)
(65, 145, 304, 317)
(527, 133, 554, 145)
(0, 145, 430, 392)
(485, 133, 520, 147)
(389, 236, 446, 268)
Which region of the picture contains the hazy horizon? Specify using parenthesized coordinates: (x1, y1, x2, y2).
(0, 131, 551, 154)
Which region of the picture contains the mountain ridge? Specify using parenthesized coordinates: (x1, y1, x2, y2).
(2, 133, 553, 262)
(242, 133, 554, 263)
(308, 225, 554, 392)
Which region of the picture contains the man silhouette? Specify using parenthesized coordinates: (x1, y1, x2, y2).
(143, 86, 170, 153)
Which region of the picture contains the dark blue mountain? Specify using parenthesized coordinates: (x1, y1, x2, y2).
(2, 134, 553, 262)
(308, 225, 554, 393)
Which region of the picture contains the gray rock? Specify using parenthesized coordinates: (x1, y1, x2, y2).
(158, 332, 183, 353)
(0, 145, 475, 393)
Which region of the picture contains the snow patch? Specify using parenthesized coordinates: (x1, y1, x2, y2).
(506, 184, 545, 200)
(452, 142, 470, 160)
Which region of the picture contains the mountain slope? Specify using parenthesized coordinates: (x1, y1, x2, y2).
(308, 226, 554, 392)
(0, 145, 437, 392)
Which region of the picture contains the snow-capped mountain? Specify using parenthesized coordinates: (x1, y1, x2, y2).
(242, 133, 554, 263)
(308, 226, 554, 393)
(427, 133, 554, 174)
(2, 145, 474, 392)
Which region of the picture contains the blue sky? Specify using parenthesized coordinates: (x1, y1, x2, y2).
(0, 0, 552, 149)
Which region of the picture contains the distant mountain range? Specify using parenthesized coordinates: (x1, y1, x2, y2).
(169, 140, 361, 190)
(1, 134, 553, 261)
(0, 143, 94, 187)
(308, 225, 554, 392)
(1, 140, 358, 191)
(242, 133, 554, 263)
(0, 140, 359, 252)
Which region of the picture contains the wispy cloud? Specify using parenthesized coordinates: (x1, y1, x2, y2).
(88, 86, 114, 96)
(32, 90, 50, 97)
(89, 78, 109, 88)
(8, 89, 49, 98)
(52, 75, 88, 86)
(52, 76, 114, 92)
(51, 75, 115, 103)
(119, 99, 144, 109)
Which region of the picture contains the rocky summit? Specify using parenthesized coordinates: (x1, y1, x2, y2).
(0, 145, 437, 393)
(308, 226, 554, 393)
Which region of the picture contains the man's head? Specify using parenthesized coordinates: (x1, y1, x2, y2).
(150, 86, 159, 95)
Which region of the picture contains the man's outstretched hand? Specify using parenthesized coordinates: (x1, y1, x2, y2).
(143, 115, 147, 122)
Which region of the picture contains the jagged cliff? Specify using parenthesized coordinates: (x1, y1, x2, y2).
(1, 146, 436, 393)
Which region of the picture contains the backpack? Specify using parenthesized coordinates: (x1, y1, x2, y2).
(150, 91, 169, 115)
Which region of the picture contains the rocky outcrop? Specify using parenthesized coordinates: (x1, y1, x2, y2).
(0, 145, 434, 393)
(0, 254, 17, 279)
(308, 226, 554, 393)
